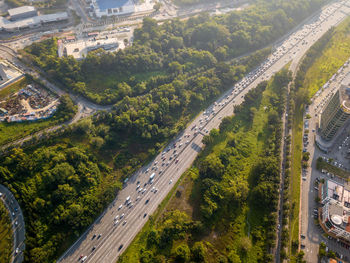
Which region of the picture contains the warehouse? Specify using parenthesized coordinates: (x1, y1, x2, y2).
(8, 6, 37, 20)
(0, 12, 68, 32)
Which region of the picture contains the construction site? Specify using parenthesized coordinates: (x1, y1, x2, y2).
(0, 82, 59, 122)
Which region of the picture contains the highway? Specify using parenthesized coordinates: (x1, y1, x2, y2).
(0, 184, 25, 263)
(57, 1, 350, 262)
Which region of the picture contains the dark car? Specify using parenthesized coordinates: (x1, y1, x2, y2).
(118, 244, 123, 251)
(145, 199, 149, 205)
(91, 246, 96, 251)
(143, 213, 147, 218)
(92, 234, 96, 240)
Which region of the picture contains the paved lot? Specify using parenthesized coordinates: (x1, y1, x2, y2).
(0, 184, 25, 263)
(57, 1, 350, 262)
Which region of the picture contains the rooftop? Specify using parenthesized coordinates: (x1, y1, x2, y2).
(8, 6, 36, 17)
(97, 0, 133, 10)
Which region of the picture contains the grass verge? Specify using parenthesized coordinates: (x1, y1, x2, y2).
(0, 201, 13, 263)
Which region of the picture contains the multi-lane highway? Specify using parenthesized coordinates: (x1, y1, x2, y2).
(57, 1, 350, 262)
(0, 184, 25, 263)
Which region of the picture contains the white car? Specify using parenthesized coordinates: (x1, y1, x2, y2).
(169, 180, 173, 184)
(118, 204, 123, 210)
(120, 213, 125, 219)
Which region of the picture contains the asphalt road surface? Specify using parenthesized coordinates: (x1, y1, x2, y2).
(57, 1, 350, 262)
(0, 184, 25, 263)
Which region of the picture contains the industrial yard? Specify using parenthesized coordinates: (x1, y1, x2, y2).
(0, 80, 59, 123)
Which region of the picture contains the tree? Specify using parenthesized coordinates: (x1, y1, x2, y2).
(227, 250, 241, 263)
(172, 243, 190, 262)
(153, 2, 162, 11)
(191, 241, 206, 262)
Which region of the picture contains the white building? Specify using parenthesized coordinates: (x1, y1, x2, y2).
(8, 6, 37, 20)
(0, 12, 68, 32)
(320, 179, 350, 242)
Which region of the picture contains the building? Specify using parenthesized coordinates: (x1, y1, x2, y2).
(0, 12, 68, 32)
(8, 6, 37, 20)
(319, 83, 350, 141)
(320, 179, 350, 242)
(91, 0, 135, 18)
(0, 64, 8, 83)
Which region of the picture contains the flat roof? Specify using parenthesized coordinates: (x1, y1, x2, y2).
(97, 0, 133, 10)
(8, 6, 36, 17)
(0, 12, 68, 30)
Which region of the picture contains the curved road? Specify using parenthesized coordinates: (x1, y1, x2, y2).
(0, 45, 113, 152)
(0, 184, 25, 263)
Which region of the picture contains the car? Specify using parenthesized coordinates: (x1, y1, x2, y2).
(137, 181, 140, 185)
(115, 215, 119, 220)
(136, 185, 140, 190)
(91, 246, 96, 251)
(114, 220, 119, 225)
(143, 213, 147, 218)
(97, 234, 102, 239)
(120, 213, 125, 219)
(15, 248, 19, 254)
(15, 221, 18, 226)
(142, 188, 147, 194)
(169, 180, 173, 184)
(145, 199, 150, 204)
(118, 244, 124, 251)
(118, 204, 123, 210)
(122, 221, 127, 226)
(81, 255, 88, 262)
(175, 159, 179, 164)
(92, 234, 96, 239)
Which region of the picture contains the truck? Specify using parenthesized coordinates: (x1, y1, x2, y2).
(149, 173, 155, 181)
